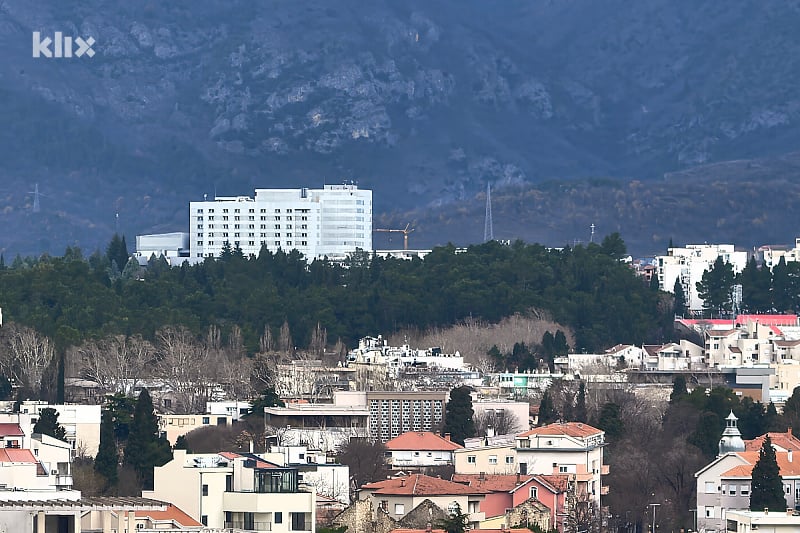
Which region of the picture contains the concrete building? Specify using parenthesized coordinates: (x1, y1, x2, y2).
(454, 444, 517, 476)
(143, 450, 315, 532)
(189, 183, 372, 260)
(134, 232, 191, 264)
(726, 509, 800, 533)
(656, 244, 748, 313)
(157, 412, 235, 445)
(384, 431, 462, 469)
(367, 391, 448, 442)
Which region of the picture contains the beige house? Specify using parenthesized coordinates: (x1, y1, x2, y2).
(454, 444, 517, 475)
(359, 474, 487, 529)
(157, 413, 234, 445)
(143, 450, 315, 532)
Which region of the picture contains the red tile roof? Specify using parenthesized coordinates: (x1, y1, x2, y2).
(534, 474, 570, 492)
(362, 474, 488, 496)
(745, 431, 800, 452)
(218, 452, 279, 469)
(452, 473, 532, 492)
(386, 432, 463, 451)
(0, 424, 24, 437)
(135, 504, 202, 527)
(721, 451, 800, 478)
(518, 422, 603, 439)
(0, 449, 37, 463)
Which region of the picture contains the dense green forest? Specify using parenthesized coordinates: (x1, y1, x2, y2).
(0, 234, 669, 353)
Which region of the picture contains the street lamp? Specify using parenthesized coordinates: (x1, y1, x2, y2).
(648, 503, 661, 533)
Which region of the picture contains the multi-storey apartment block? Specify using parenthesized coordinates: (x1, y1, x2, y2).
(189, 183, 372, 260)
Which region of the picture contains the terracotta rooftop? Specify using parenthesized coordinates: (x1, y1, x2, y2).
(0, 449, 37, 463)
(386, 431, 463, 452)
(534, 474, 571, 492)
(452, 473, 532, 492)
(774, 339, 800, 347)
(218, 452, 280, 469)
(0, 424, 25, 437)
(721, 451, 800, 478)
(745, 431, 800, 453)
(362, 474, 488, 496)
(135, 504, 202, 527)
(518, 422, 603, 439)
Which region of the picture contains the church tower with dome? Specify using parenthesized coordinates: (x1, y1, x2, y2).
(718, 410, 745, 456)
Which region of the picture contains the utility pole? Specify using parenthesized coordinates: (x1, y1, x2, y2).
(648, 503, 660, 533)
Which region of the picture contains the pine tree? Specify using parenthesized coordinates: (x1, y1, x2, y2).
(33, 408, 67, 441)
(436, 502, 469, 533)
(772, 257, 792, 313)
(739, 256, 772, 313)
(538, 391, 559, 426)
(750, 435, 786, 511)
(696, 256, 736, 317)
(174, 435, 191, 452)
(95, 410, 119, 488)
(670, 375, 688, 404)
(597, 402, 624, 441)
(443, 386, 476, 445)
(575, 382, 588, 423)
(124, 389, 172, 490)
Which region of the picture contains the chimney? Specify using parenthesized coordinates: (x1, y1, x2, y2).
(764, 507, 769, 515)
(400, 478, 406, 487)
(249, 440, 254, 454)
(790, 451, 794, 463)
(788, 508, 794, 516)
(426, 523, 432, 533)
(444, 433, 451, 441)
(516, 472, 521, 484)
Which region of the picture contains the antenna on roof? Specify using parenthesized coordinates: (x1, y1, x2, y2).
(590, 223, 595, 243)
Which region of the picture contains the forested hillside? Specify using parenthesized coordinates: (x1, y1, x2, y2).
(0, 236, 669, 354)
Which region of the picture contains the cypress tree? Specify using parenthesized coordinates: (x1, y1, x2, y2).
(443, 386, 476, 445)
(56, 353, 65, 404)
(673, 278, 687, 317)
(670, 376, 688, 404)
(575, 382, 588, 423)
(124, 389, 172, 490)
(95, 410, 119, 488)
(538, 391, 559, 426)
(750, 435, 786, 511)
(33, 408, 67, 441)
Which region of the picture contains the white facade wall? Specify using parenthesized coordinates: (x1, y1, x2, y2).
(19, 403, 102, 457)
(389, 449, 455, 468)
(657, 244, 748, 313)
(189, 184, 372, 260)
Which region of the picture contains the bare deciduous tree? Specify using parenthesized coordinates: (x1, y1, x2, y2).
(77, 334, 153, 395)
(0, 323, 55, 394)
(155, 326, 212, 413)
(259, 324, 274, 353)
(279, 320, 293, 355)
(473, 409, 522, 437)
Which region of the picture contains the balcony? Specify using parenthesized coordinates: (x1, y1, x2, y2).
(55, 475, 73, 488)
(601, 464, 610, 475)
(223, 490, 315, 514)
(600, 485, 609, 495)
(225, 521, 272, 532)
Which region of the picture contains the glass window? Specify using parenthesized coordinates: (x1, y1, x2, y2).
(467, 455, 476, 464)
(395, 504, 405, 515)
(275, 512, 282, 524)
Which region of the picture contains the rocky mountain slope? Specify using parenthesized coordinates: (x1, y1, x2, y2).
(1, 0, 800, 255)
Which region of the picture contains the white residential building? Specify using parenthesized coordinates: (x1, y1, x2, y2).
(515, 422, 608, 508)
(384, 431, 463, 469)
(143, 450, 316, 532)
(189, 183, 372, 260)
(760, 238, 800, 269)
(14, 402, 102, 457)
(134, 232, 191, 264)
(656, 244, 748, 313)
(0, 423, 76, 495)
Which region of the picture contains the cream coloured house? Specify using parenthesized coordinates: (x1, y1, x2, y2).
(143, 450, 315, 532)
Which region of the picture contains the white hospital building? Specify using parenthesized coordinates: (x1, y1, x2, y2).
(189, 184, 372, 260)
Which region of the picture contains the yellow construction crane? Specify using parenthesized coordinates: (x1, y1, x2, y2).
(374, 223, 415, 250)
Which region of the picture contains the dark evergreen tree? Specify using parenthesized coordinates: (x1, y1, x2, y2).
(56, 353, 65, 404)
(443, 386, 476, 445)
(739, 256, 772, 313)
(538, 391, 559, 426)
(436, 502, 469, 533)
(673, 278, 687, 317)
(649, 270, 660, 291)
(772, 256, 792, 313)
(124, 389, 172, 490)
(106, 234, 129, 271)
(174, 435, 191, 452)
(696, 256, 736, 317)
(600, 233, 627, 260)
(33, 408, 67, 441)
(782, 387, 800, 438)
(575, 382, 588, 423)
(670, 376, 688, 404)
(95, 410, 119, 487)
(597, 402, 624, 441)
(750, 435, 786, 511)
(247, 387, 285, 416)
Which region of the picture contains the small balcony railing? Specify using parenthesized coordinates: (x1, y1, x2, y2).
(224, 521, 272, 532)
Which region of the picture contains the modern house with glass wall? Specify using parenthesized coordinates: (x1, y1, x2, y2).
(143, 450, 315, 532)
